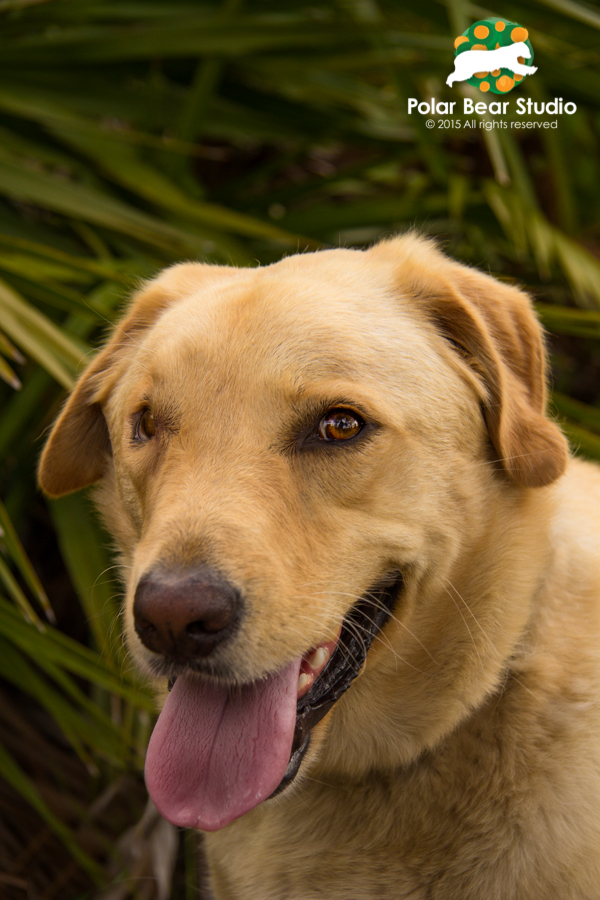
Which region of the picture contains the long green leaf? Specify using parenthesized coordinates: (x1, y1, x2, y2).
(0, 277, 88, 371)
(0, 328, 24, 363)
(0, 597, 155, 710)
(0, 18, 378, 62)
(0, 233, 134, 284)
(0, 636, 142, 768)
(0, 144, 246, 261)
(561, 422, 600, 462)
(533, 0, 600, 30)
(0, 740, 106, 884)
(537, 303, 600, 339)
(552, 393, 600, 433)
(0, 307, 76, 388)
(0, 558, 41, 625)
(0, 497, 54, 622)
(49, 494, 121, 663)
(0, 353, 21, 390)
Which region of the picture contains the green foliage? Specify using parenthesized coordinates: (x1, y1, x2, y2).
(0, 0, 599, 895)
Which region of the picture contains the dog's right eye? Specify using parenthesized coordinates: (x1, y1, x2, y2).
(318, 409, 364, 442)
(134, 408, 156, 442)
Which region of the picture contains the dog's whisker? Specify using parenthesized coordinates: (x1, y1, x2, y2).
(361, 597, 437, 665)
(442, 583, 483, 666)
(306, 586, 437, 666)
(445, 580, 498, 654)
(351, 613, 431, 676)
(507, 672, 538, 701)
(486, 668, 512, 723)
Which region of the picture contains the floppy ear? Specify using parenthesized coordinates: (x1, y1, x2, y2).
(38, 344, 117, 498)
(371, 234, 568, 488)
(38, 262, 214, 498)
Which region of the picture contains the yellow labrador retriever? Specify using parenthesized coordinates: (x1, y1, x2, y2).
(39, 235, 600, 900)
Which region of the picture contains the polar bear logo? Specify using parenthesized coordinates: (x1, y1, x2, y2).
(447, 41, 537, 88)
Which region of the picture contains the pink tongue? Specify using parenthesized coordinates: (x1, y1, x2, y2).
(144, 660, 301, 831)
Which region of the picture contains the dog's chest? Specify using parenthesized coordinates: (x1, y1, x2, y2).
(204, 779, 424, 900)
(205, 826, 418, 900)
(203, 777, 491, 900)
(202, 701, 600, 900)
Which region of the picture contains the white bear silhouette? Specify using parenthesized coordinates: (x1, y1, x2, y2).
(446, 42, 537, 87)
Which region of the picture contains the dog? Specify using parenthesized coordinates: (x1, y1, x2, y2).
(39, 235, 600, 899)
(446, 41, 537, 86)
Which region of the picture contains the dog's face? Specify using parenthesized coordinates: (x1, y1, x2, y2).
(38, 235, 568, 832)
(514, 41, 531, 59)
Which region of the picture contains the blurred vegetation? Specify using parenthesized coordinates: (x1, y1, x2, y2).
(0, 0, 599, 896)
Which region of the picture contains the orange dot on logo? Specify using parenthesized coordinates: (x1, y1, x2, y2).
(511, 26, 528, 42)
(475, 71, 489, 78)
(495, 21, 505, 31)
(474, 25, 489, 38)
(454, 35, 469, 48)
(472, 44, 487, 51)
(480, 81, 490, 92)
(491, 68, 501, 76)
(514, 74, 523, 82)
(496, 75, 515, 92)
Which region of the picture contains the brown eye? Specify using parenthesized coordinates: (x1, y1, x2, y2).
(318, 409, 363, 442)
(135, 408, 156, 442)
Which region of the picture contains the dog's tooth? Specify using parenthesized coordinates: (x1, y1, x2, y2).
(298, 673, 312, 693)
(306, 646, 329, 671)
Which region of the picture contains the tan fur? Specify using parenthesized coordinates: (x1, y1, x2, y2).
(39, 235, 600, 899)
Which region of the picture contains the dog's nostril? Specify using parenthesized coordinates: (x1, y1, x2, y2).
(133, 566, 241, 660)
(186, 612, 232, 636)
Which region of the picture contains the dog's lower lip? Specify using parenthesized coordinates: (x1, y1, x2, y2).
(270, 569, 404, 797)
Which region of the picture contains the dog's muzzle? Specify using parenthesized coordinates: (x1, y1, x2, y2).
(142, 568, 403, 831)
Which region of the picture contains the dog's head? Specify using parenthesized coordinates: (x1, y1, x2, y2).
(512, 41, 531, 59)
(39, 235, 568, 830)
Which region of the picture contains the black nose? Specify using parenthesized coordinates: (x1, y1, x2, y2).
(133, 566, 241, 661)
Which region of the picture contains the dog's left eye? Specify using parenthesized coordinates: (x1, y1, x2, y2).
(134, 408, 156, 442)
(318, 409, 364, 442)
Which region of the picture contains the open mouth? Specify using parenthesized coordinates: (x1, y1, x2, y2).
(273, 569, 404, 796)
(144, 570, 403, 831)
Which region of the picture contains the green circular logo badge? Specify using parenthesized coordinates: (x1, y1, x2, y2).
(452, 18, 534, 94)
